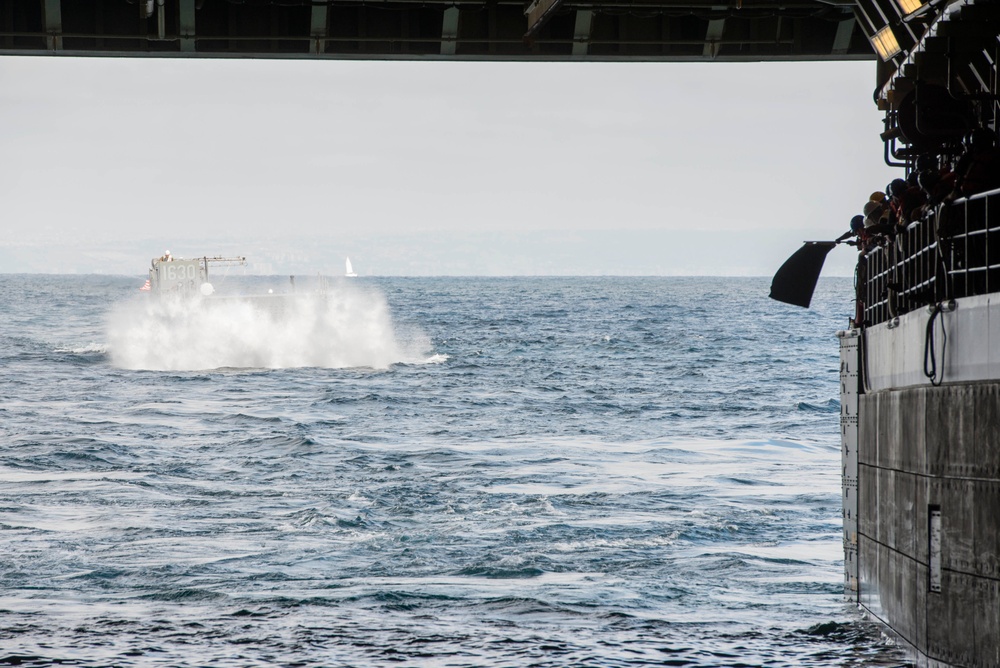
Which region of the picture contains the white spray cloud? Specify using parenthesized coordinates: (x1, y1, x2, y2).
(106, 284, 433, 371)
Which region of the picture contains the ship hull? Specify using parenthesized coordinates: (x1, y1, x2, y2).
(841, 295, 1000, 667)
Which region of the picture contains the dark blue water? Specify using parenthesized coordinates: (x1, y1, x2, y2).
(0, 275, 906, 666)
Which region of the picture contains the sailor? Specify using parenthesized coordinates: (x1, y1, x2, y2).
(889, 177, 926, 230)
(159, 250, 173, 262)
(835, 214, 865, 245)
(852, 214, 869, 328)
(853, 213, 879, 253)
(863, 200, 892, 238)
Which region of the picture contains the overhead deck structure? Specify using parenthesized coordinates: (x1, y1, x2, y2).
(2, 0, 876, 62)
(7, 2, 1000, 667)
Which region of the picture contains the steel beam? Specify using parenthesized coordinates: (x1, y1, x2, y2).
(852, 0, 877, 38)
(310, 4, 328, 54)
(180, 0, 196, 52)
(43, 0, 62, 51)
(157, 0, 165, 41)
(441, 6, 459, 55)
(524, 0, 562, 39)
(832, 16, 855, 55)
(703, 17, 725, 59)
(572, 10, 593, 57)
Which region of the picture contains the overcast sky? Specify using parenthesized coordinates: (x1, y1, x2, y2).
(1, 56, 898, 276)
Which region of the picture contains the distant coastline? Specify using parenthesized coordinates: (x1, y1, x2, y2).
(0, 228, 861, 277)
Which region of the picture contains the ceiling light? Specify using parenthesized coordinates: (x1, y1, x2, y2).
(894, 0, 926, 16)
(871, 25, 901, 60)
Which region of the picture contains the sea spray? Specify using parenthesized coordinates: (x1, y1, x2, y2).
(106, 283, 431, 370)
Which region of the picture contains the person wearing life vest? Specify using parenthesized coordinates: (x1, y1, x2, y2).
(888, 177, 926, 231)
(863, 196, 894, 240)
(847, 214, 869, 328)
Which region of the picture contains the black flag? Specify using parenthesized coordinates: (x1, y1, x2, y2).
(769, 241, 837, 308)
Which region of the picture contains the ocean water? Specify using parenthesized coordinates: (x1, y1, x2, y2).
(0, 274, 907, 667)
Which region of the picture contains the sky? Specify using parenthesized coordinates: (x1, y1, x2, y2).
(0, 56, 899, 276)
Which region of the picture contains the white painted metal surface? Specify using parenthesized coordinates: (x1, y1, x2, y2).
(863, 293, 1000, 392)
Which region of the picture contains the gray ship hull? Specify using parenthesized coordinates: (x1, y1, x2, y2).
(841, 291, 1000, 666)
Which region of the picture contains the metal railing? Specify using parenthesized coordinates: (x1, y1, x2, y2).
(862, 187, 1000, 327)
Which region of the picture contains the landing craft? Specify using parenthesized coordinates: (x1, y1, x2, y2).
(143, 253, 305, 316)
(116, 253, 402, 371)
(145, 254, 246, 298)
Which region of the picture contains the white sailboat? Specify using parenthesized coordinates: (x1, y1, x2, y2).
(345, 257, 358, 278)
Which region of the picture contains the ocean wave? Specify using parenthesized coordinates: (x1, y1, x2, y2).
(53, 343, 107, 355)
(455, 565, 546, 579)
(796, 399, 840, 413)
(137, 588, 228, 602)
(418, 353, 449, 365)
